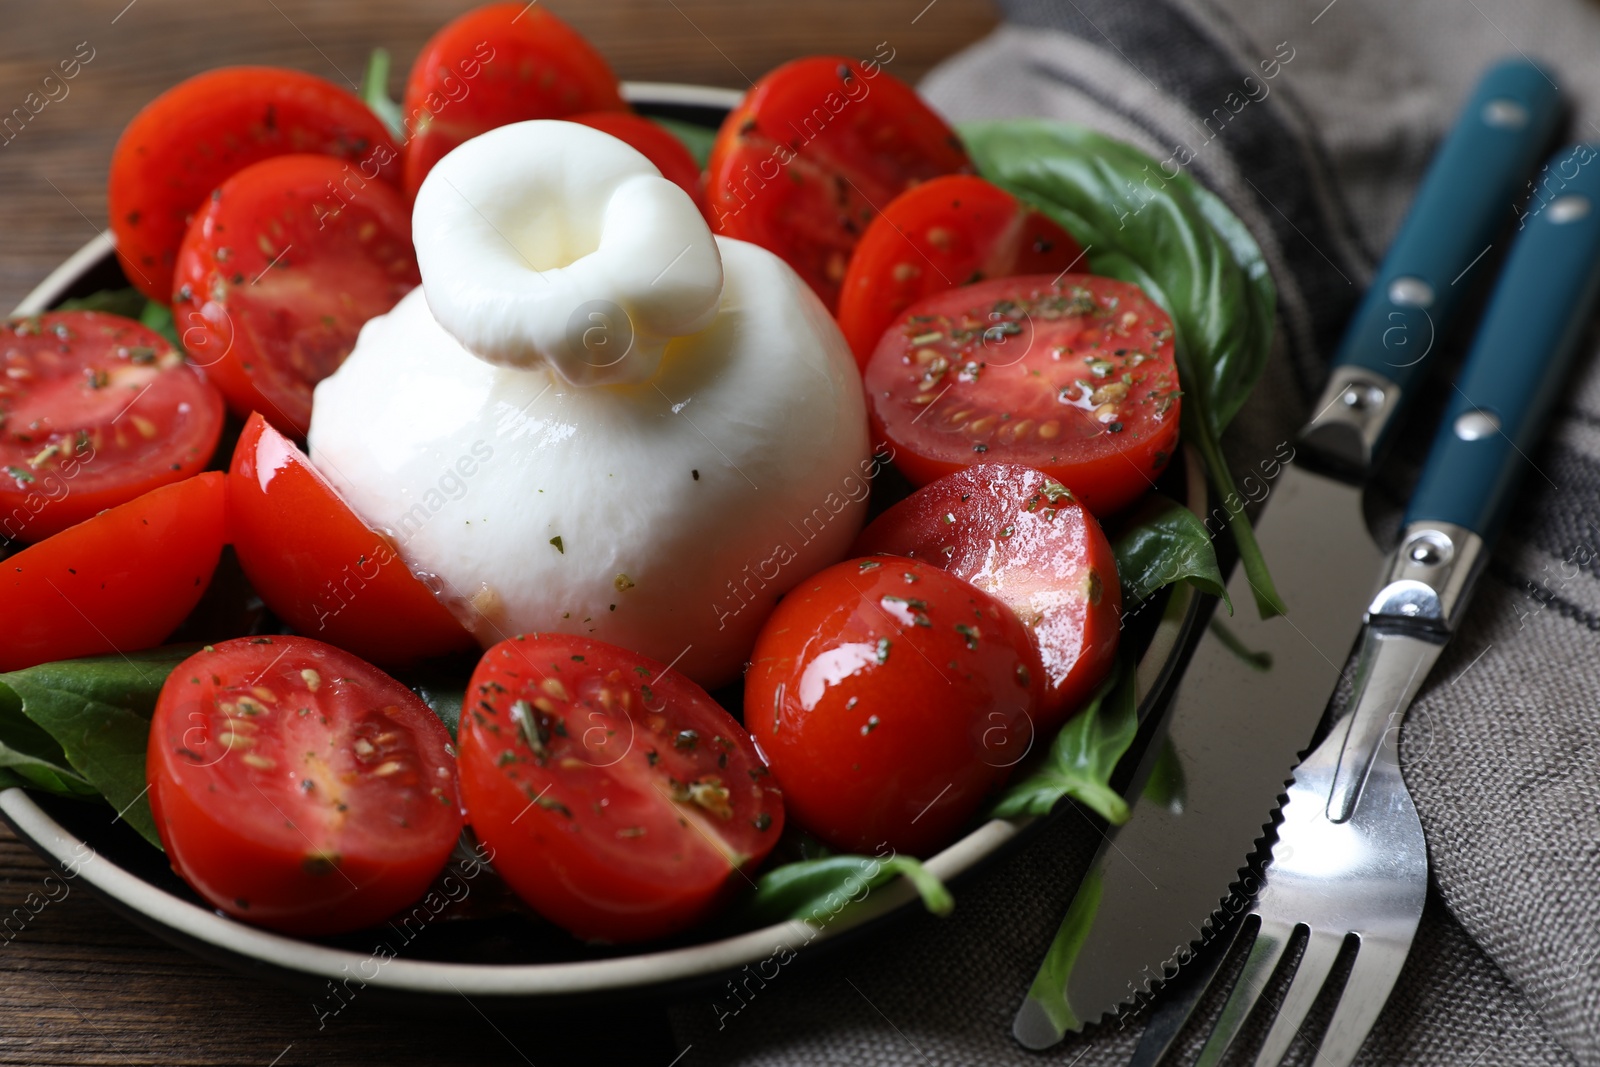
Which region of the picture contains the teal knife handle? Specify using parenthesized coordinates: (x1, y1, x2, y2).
(1405, 144, 1600, 539)
(1305, 60, 1563, 471)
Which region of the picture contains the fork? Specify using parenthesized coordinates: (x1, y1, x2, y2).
(1133, 147, 1600, 1067)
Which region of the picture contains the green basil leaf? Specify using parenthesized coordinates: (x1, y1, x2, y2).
(737, 852, 953, 928)
(53, 288, 148, 318)
(987, 657, 1137, 825)
(651, 116, 717, 170)
(359, 47, 407, 142)
(1020, 866, 1102, 1034)
(1114, 493, 1229, 615)
(0, 645, 203, 847)
(959, 119, 1283, 618)
(138, 300, 182, 350)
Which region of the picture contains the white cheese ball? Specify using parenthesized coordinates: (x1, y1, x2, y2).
(308, 237, 872, 687)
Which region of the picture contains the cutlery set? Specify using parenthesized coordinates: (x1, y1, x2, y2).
(1013, 58, 1600, 1065)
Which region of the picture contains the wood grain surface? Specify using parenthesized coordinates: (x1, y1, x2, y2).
(0, 2, 996, 1064)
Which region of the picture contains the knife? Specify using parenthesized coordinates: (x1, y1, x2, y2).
(1012, 57, 1565, 1048)
(1135, 138, 1600, 1067)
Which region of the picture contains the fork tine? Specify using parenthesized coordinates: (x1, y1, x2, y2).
(1313, 931, 1411, 1067)
(1193, 915, 1295, 1067)
(1250, 927, 1345, 1067)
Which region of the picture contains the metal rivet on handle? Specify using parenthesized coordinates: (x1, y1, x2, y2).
(1454, 409, 1501, 440)
(1340, 382, 1385, 411)
(1548, 195, 1592, 224)
(1482, 98, 1529, 128)
(1388, 276, 1434, 308)
(1404, 531, 1454, 566)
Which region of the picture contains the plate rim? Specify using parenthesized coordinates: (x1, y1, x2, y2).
(2, 80, 1207, 1000)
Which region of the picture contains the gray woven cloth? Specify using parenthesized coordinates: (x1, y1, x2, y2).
(672, 1, 1600, 1063)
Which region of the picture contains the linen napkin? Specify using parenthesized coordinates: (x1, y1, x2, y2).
(672, 0, 1600, 1062)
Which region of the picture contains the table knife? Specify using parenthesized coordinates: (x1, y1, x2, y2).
(1012, 57, 1564, 1048)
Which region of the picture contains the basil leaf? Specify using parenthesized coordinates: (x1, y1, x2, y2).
(1020, 866, 1102, 1034)
(359, 47, 406, 142)
(987, 657, 1137, 825)
(1114, 493, 1229, 615)
(138, 300, 181, 350)
(54, 288, 148, 318)
(0, 645, 202, 847)
(737, 852, 953, 928)
(651, 116, 717, 169)
(960, 120, 1283, 617)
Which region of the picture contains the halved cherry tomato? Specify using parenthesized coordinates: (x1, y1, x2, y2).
(865, 274, 1182, 516)
(109, 67, 400, 302)
(706, 56, 970, 311)
(0, 311, 223, 543)
(854, 465, 1120, 728)
(401, 3, 628, 199)
(746, 556, 1041, 856)
(172, 155, 419, 438)
(837, 175, 1083, 368)
(566, 112, 708, 218)
(0, 472, 225, 671)
(458, 633, 784, 942)
(147, 636, 462, 936)
(228, 412, 472, 666)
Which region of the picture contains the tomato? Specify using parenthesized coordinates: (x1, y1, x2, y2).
(706, 56, 970, 311)
(171, 155, 418, 438)
(854, 465, 1120, 728)
(566, 112, 708, 218)
(0, 473, 225, 672)
(401, 3, 628, 199)
(0, 311, 223, 543)
(147, 636, 461, 936)
(109, 67, 400, 302)
(864, 275, 1182, 516)
(458, 633, 783, 942)
(228, 412, 472, 666)
(746, 556, 1041, 856)
(837, 175, 1084, 368)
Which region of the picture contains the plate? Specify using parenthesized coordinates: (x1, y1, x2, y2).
(0, 81, 1207, 1006)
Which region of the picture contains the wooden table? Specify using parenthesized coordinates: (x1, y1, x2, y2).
(0, 2, 996, 1063)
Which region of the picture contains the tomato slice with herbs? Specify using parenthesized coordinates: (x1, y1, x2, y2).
(172, 154, 419, 438)
(837, 175, 1084, 368)
(458, 633, 784, 943)
(865, 274, 1182, 516)
(147, 636, 462, 936)
(746, 556, 1042, 856)
(706, 56, 971, 311)
(0, 472, 225, 672)
(855, 465, 1120, 728)
(109, 67, 400, 302)
(566, 112, 708, 218)
(401, 2, 628, 199)
(0, 311, 223, 543)
(228, 412, 472, 666)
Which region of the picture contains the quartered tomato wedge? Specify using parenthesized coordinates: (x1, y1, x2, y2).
(458, 633, 784, 943)
(109, 67, 400, 302)
(706, 56, 970, 310)
(0, 472, 225, 672)
(401, 2, 628, 199)
(172, 154, 419, 438)
(837, 175, 1084, 367)
(228, 412, 472, 666)
(746, 556, 1042, 856)
(566, 111, 708, 217)
(855, 464, 1120, 728)
(0, 311, 223, 543)
(147, 636, 462, 936)
(865, 274, 1182, 516)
